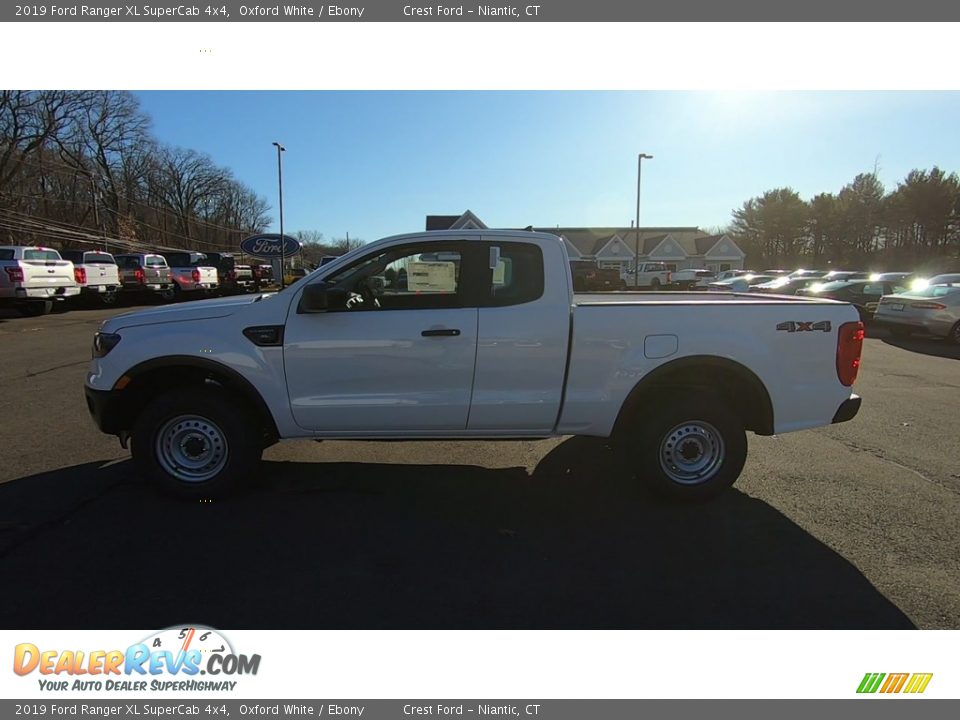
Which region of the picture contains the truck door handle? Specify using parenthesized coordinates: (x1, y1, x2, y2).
(421, 328, 461, 337)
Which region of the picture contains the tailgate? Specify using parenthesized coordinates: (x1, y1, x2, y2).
(234, 265, 254, 280)
(21, 260, 76, 288)
(200, 267, 219, 283)
(84, 263, 120, 285)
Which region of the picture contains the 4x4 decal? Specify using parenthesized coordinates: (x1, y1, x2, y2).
(777, 321, 832, 333)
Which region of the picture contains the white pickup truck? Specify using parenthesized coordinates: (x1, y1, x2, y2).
(85, 230, 863, 501)
(160, 251, 219, 298)
(60, 249, 122, 305)
(622, 261, 673, 289)
(0, 245, 80, 315)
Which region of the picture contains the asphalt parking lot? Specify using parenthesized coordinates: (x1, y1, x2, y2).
(0, 303, 958, 629)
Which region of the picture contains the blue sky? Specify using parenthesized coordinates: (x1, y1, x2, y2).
(135, 91, 960, 242)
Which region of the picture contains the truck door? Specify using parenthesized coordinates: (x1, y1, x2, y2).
(283, 240, 480, 433)
(467, 240, 570, 434)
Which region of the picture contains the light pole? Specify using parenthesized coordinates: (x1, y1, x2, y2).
(635, 153, 653, 288)
(272, 141, 286, 289)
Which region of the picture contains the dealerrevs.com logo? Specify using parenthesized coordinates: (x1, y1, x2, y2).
(13, 626, 260, 692)
(857, 673, 933, 694)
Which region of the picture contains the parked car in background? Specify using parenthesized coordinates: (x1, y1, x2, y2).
(910, 273, 960, 292)
(114, 253, 173, 301)
(716, 269, 750, 281)
(787, 269, 823, 280)
(571, 261, 624, 291)
(707, 274, 777, 293)
(160, 251, 219, 299)
(622, 261, 672, 289)
(203, 252, 255, 295)
(874, 283, 960, 343)
(821, 270, 870, 282)
(796, 279, 907, 322)
(253, 264, 276, 291)
(671, 268, 716, 290)
(751, 275, 827, 295)
(0, 245, 79, 315)
(60, 249, 121, 305)
(869, 271, 913, 283)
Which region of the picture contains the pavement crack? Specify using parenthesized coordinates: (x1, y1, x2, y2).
(833, 435, 960, 495)
(25, 359, 89, 378)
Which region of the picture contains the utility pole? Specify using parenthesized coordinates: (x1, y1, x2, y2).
(272, 142, 286, 288)
(635, 153, 653, 288)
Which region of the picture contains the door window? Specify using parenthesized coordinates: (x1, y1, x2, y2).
(324, 243, 467, 311)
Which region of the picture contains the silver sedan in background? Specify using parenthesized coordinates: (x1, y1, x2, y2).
(875, 284, 960, 343)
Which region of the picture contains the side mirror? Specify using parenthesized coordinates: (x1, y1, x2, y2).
(298, 282, 348, 313)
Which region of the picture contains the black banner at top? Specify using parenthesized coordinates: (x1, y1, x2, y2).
(4, 0, 959, 21)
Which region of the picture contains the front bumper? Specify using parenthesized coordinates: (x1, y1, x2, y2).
(832, 394, 862, 424)
(85, 385, 127, 435)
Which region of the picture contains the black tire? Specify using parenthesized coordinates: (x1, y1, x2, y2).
(99, 291, 119, 306)
(949, 321, 960, 346)
(21, 300, 53, 316)
(159, 287, 175, 303)
(618, 392, 747, 502)
(131, 387, 263, 499)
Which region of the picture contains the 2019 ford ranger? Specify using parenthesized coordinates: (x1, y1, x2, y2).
(84, 230, 863, 501)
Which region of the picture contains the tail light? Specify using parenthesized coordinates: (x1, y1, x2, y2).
(666, 271, 672, 284)
(192, 268, 201, 283)
(910, 301, 946, 310)
(5, 267, 24, 283)
(836, 321, 865, 387)
(74, 267, 87, 284)
(134, 268, 145, 284)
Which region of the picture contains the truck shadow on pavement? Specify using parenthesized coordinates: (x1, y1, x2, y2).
(0, 438, 914, 629)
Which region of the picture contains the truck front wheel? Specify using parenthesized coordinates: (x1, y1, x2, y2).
(623, 393, 747, 501)
(131, 387, 262, 498)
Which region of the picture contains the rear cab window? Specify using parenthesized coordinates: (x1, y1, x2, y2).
(23, 249, 62, 262)
(487, 242, 544, 306)
(146, 256, 168, 268)
(84, 252, 116, 264)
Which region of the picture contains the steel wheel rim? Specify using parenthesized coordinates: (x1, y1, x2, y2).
(659, 420, 725, 485)
(155, 414, 228, 483)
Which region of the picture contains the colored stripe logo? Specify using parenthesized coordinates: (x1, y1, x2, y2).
(857, 673, 933, 694)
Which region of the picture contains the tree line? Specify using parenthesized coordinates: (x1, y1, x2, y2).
(728, 169, 960, 270)
(0, 90, 271, 253)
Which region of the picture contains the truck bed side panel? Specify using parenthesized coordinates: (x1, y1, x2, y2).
(559, 299, 859, 437)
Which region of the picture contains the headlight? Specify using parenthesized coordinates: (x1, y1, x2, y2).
(92, 332, 121, 358)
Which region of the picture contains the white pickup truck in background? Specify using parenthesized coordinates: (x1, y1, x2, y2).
(160, 251, 219, 299)
(60, 249, 122, 305)
(85, 230, 864, 501)
(0, 245, 80, 315)
(622, 261, 673, 289)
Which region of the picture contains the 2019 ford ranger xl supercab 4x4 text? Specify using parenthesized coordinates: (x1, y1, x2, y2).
(84, 230, 863, 501)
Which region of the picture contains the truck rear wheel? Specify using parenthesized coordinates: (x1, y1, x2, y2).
(131, 387, 262, 499)
(21, 300, 53, 316)
(623, 393, 747, 501)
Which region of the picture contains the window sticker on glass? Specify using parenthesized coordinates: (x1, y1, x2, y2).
(407, 261, 457, 292)
(492, 260, 507, 286)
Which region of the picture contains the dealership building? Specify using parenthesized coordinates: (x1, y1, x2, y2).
(425, 210, 745, 274)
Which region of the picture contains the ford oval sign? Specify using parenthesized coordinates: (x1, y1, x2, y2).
(240, 234, 302, 259)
